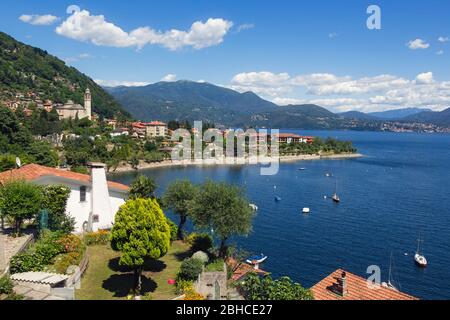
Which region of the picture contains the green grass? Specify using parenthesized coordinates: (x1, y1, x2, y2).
(75, 241, 190, 300)
(204, 259, 225, 272)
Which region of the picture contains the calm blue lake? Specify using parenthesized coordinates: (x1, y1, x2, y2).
(109, 130, 450, 300)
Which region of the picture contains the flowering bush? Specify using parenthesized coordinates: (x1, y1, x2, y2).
(83, 230, 110, 246)
(183, 291, 204, 300)
(57, 234, 83, 253)
(175, 279, 194, 294)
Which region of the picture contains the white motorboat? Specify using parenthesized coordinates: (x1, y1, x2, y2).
(249, 204, 258, 211)
(302, 207, 310, 214)
(246, 254, 267, 265)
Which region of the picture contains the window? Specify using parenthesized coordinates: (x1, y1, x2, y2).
(80, 186, 87, 202)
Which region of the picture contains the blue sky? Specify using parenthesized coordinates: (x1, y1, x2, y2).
(1, 0, 449, 112)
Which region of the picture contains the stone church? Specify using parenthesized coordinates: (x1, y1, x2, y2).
(56, 88, 92, 120)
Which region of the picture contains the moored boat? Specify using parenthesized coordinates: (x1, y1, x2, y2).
(414, 236, 427, 267)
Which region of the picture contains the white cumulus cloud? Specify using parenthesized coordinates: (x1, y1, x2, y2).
(19, 14, 59, 26)
(56, 9, 233, 50)
(230, 71, 450, 112)
(415, 72, 434, 84)
(438, 36, 449, 43)
(161, 74, 177, 82)
(407, 38, 430, 50)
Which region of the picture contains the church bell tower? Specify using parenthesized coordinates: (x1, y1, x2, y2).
(84, 87, 92, 120)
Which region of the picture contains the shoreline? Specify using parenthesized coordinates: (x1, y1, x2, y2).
(108, 153, 363, 174)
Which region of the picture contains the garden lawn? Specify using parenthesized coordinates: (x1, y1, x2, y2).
(75, 241, 190, 300)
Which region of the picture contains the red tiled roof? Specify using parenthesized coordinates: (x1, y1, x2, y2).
(0, 164, 129, 192)
(146, 121, 167, 126)
(226, 258, 269, 281)
(311, 269, 418, 300)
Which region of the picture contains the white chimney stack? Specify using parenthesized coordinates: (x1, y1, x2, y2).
(88, 162, 113, 231)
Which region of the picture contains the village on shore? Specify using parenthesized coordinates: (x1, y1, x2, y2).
(0, 89, 416, 301)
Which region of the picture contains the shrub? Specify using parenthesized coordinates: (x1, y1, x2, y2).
(175, 279, 194, 294)
(192, 251, 209, 264)
(0, 275, 14, 295)
(178, 258, 203, 281)
(57, 234, 83, 253)
(0, 180, 43, 235)
(83, 230, 110, 246)
(166, 218, 178, 242)
(186, 233, 213, 252)
(34, 231, 65, 264)
(52, 251, 83, 274)
(10, 251, 45, 274)
(41, 185, 75, 233)
(9, 231, 84, 274)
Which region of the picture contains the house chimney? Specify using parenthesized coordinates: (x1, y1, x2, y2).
(88, 162, 113, 231)
(341, 271, 347, 296)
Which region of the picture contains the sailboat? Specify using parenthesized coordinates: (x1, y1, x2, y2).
(414, 236, 427, 267)
(332, 180, 340, 203)
(382, 252, 399, 291)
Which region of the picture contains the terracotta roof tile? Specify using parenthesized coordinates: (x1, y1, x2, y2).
(0, 164, 129, 192)
(311, 269, 418, 300)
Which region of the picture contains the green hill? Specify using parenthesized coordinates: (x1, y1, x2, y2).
(0, 31, 129, 119)
(108, 80, 277, 123)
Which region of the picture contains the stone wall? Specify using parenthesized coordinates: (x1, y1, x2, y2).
(194, 264, 228, 300)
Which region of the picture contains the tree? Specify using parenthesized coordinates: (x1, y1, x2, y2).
(162, 180, 199, 240)
(110, 198, 171, 294)
(0, 180, 43, 235)
(129, 175, 157, 200)
(239, 273, 313, 300)
(189, 181, 255, 258)
(41, 185, 75, 233)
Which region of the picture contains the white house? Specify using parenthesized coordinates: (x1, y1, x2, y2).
(0, 163, 129, 232)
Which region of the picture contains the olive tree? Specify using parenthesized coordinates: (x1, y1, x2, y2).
(0, 180, 42, 236)
(162, 180, 198, 240)
(111, 198, 171, 294)
(129, 175, 157, 199)
(189, 181, 255, 258)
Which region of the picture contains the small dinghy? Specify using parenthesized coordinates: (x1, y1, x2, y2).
(302, 207, 310, 214)
(246, 254, 268, 265)
(299, 168, 307, 171)
(249, 204, 258, 211)
(274, 196, 282, 202)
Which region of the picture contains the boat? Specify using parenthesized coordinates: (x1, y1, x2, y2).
(302, 207, 310, 214)
(246, 253, 267, 265)
(414, 236, 427, 267)
(274, 196, 282, 202)
(299, 167, 307, 171)
(325, 173, 331, 177)
(382, 252, 399, 291)
(249, 204, 258, 211)
(332, 180, 340, 203)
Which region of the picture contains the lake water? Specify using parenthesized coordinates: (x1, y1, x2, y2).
(109, 130, 450, 300)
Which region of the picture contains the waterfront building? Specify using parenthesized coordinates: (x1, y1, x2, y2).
(0, 163, 129, 232)
(145, 121, 168, 138)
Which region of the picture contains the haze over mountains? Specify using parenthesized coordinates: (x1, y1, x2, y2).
(107, 80, 450, 129)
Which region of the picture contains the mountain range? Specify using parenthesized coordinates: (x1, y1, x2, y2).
(0, 31, 448, 130)
(108, 80, 450, 129)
